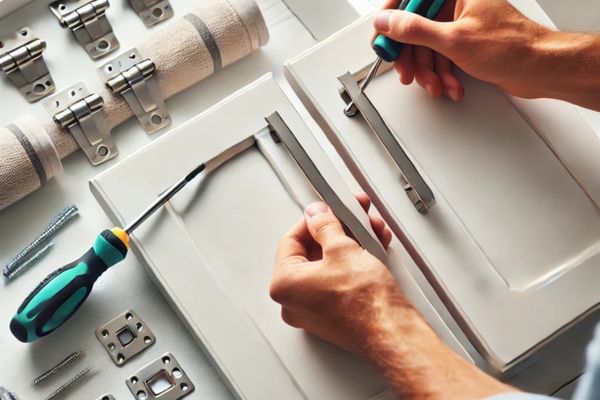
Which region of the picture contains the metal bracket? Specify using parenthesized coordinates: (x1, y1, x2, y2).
(0, 27, 55, 102)
(265, 112, 388, 263)
(44, 82, 117, 165)
(127, 353, 194, 400)
(50, 0, 119, 59)
(96, 309, 156, 366)
(338, 72, 435, 214)
(100, 49, 170, 134)
(128, 0, 174, 27)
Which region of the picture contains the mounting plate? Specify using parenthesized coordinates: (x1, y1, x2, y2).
(126, 353, 195, 400)
(96, 309, 156, 366)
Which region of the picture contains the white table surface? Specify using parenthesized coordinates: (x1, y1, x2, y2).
(0, 1, 597, 399)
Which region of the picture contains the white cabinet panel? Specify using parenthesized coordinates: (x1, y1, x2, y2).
(284, 8, 600, 392)
(91, 75, 472, 399)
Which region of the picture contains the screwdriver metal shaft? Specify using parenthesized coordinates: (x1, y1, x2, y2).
(343, 57, 383, 117)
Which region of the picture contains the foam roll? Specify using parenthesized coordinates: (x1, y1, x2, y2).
(0, 116, 63, 208)
(0, 0, 269, 210)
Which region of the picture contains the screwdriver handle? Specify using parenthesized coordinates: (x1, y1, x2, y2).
(373, 0, 446, 62)
(10, 228, 129, 343)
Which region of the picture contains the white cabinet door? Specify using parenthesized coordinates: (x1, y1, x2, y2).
(91, 75, 471, 400)
(284, 7, 600, 393)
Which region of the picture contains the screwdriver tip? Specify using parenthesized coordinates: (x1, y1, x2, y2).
(185, 163, 206, 182)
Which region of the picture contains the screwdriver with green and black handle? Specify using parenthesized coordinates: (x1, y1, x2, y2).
(10, 163, 207, 343)
(344, 0, 447, 117)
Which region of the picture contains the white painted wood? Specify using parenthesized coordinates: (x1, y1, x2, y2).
(284, 3, 600, 389)
(0, 1, 355, 399)
(281, 0, 361, 40)
(91, 74, 478, 399)
(0, 0, 36, 18)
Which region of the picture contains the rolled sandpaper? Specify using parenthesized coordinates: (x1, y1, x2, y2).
(0, 0, 269, 210)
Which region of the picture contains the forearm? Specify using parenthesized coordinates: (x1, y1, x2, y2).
(532, 31, 600, 111)
(362, 307, 515, 399)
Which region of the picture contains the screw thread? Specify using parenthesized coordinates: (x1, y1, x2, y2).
(3, 204, 78, 276)
(5, 243, 53, 281)
(44, 367, 92, 400)
(32, 351, 85, 386)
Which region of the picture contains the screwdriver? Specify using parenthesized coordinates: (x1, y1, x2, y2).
(10, 163, 207, 343)
(344, 0, 447, 117)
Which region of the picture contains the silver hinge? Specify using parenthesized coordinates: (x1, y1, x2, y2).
(0, 27, 55, 102)
(49, 0, 119, 59)
(43, 82, 118, 165)
(100, 49, 170, 134)
(128, 0, 174, 27)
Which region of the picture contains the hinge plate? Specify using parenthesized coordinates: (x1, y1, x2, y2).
(100, 48, 170, 134)
(43, 81, 117, 165)
(128, 0, 174, 27)
(127, 353, 195, 400)
(96, 309, 156, 366)
(49, 0, 119, 59)
(0, 27, 55, 102)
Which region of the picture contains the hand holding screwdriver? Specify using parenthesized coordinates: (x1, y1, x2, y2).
(10, 164, 206, 343)
(345, 0, 447, 116)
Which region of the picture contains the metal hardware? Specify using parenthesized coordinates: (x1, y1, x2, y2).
(265, 112, 388, 263)
(44, 367, 92, 400)
(0, 388, 19, 400)
(49, 0, 119, 59)
(100, 49, 170, 134)
(44, 82, 117, 165)
(0, 27, 55, 102)
(5, 243, 53, 281)
(96, 395, 116, 400)
(33, 351, 85, 386)
(4, 204, 78, 277)
(128, 0, 173, 27)
(127, 353, 194, 400)
(338, 72, 435, 214)
(96, 309, 156, 366)
(343, 57, 382, 117)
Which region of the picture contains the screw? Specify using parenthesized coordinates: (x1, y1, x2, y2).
(32, 351, 85, 386)
(44, 366, 92, 400)
(3, 204, 78, 277)
(0, 387, 19, 400)
(5, 243, 53, 281)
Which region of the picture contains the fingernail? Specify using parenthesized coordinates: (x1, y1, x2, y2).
(448, 89, 459, 102)
(305, 202, 328, 217)
(374, 11, 391, 32)
(426, 84, 435, 97)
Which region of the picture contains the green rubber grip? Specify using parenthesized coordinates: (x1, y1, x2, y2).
(373, 0, 446, 62)
(10, 229, 128, 343)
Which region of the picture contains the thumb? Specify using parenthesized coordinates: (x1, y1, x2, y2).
(304, 202, 347, 248)
(374, 9, 453, 54)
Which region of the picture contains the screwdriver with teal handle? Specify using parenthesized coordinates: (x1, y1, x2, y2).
(10, 163, 207, 343)
(344, 0, 447, 117)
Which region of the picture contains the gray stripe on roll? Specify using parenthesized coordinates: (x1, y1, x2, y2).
(184, 13, 223, 73)
(6, 123, 47, 185)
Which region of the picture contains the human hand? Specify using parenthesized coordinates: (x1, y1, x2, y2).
(373, 0, 553, 102)
(271, 195, 517, 399)
(270, 195, 413, 355)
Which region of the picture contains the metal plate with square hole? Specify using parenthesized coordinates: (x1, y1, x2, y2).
(96, 309, 155, 366)
(127, 353, 194, 400)
(96, 395, 116, 400)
